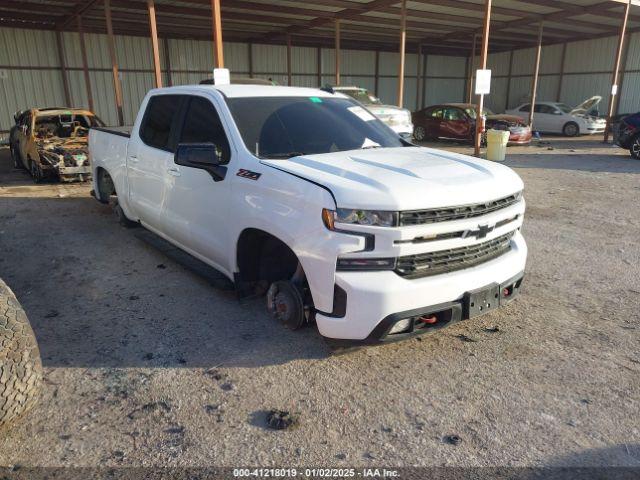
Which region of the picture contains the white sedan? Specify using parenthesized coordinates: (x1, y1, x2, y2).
(506, 96, 607, 137)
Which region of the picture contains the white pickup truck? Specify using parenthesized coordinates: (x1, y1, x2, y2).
(89, 85, 527, 345)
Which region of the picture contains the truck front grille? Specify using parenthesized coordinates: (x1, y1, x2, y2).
(395, 232, 514, 279)
(399, 193, 521, 226)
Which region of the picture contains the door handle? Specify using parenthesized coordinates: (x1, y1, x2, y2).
(129, 156, 139, 163)
(167, 166, 181, 177)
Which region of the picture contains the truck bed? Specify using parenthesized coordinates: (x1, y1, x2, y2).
(91, 126, 132, 138)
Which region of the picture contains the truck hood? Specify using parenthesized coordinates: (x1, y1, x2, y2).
(261, 147, 524, 211)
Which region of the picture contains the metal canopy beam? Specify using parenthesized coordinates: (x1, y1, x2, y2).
(397, 0, 406, 107)
(528, 22, 544, 128)
(604, 0, 631, 142)
(474, 0, 491, 158)
(211, 0, 224, 68)
(104, 0, 124, 126)
(147, 0, 162, 88)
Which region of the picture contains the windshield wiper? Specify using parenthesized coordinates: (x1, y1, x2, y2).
(361, 145, 382, 150)
(264, 151, 306, 159)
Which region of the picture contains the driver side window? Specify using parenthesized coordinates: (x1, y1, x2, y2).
(179, 96, 231, 165)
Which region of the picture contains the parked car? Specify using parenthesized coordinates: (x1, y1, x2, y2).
(90, 85, 526, 345)
(505, 96, 606, 137)
(9, 107, 104, 182)
(331, 86, 414, 139)
(614, 112, 640, 159)
(412, 103, 532, 145)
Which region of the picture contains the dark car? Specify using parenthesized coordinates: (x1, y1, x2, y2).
(412, 103, 532, 145)
(614, 112, 640, 159)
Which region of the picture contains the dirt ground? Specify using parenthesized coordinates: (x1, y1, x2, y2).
(0, 137, 639, 471)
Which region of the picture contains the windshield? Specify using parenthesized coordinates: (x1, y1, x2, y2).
(338, 89, 382, 105)
(557, 104, 572, 114)
(34, 113, 105, 138)
(225, 96, 404, 159)
(464, 107, 494, 118)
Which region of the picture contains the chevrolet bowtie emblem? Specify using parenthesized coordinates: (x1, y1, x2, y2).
(462, 224, 495, 239)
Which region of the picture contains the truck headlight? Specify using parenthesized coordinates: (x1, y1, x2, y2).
(322, 208, 397, 229)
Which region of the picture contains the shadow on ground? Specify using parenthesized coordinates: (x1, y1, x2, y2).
(0, 194, 330, 370)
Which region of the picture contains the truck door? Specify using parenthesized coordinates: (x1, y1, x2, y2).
(127, 94, 186, 231)
(18, 112, 32, 164)
(163, 94, 233, 273)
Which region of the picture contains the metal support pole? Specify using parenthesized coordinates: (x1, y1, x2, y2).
(374, 50, 380, 96)
(397, 0, 407, 107)
(104, 0, 124, 126)
(474, 0, 491, 157)
(467, 34, 477, 104)
(529, 22, 544, 128)
(286, 34, 292, 86)
(416, 44, 423, 111)
(77, 15, 94, 111)
(335, 19, 340, 86)
(147, 0, 162, 88)
(211, 0, 224, 68)
(604, 0, 630, 142)
(317, 47, 322, 87)
(55, 30, 71, 106)
(617, 33, 631, 116)
(505, 49, 514, 111)
(163, 37, 172, 86)
(421, 49, 428, 109)
(556, 42, 567, 102)
(249, 43, 254, 78)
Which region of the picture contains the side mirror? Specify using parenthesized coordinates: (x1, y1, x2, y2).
(174, 143, 227, 181)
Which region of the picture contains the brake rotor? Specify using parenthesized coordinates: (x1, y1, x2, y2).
(266, 281, 306, 330)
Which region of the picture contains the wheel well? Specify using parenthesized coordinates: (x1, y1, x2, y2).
(236, 229, 299, 288)
(96, 167, 116, 203)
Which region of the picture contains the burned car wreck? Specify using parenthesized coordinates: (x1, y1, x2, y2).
(10, 108, 104, 182)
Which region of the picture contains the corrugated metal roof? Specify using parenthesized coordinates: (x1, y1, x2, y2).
(1, 0, 637, 54)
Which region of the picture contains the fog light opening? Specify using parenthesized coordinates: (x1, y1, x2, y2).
(388, 318, 412, 335)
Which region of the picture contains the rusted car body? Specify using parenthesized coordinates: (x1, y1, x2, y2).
(9, 108, 104, 182)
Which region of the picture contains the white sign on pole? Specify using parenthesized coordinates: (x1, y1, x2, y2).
(475, 69, 492, 95)
(611, 84, 618, 95)
(213, 68, 230, 85)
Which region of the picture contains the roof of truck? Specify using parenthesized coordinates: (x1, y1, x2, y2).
(153, 84, 337, 99)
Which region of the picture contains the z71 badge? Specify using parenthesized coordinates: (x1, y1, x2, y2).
(236, 169, 261, 180)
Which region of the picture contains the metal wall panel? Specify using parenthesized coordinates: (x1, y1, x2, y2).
(620, 72, 640, 114)
(170, 38, 216, 72)
(2, 25, 640, 132)
(423, 79, 466, 107)
(341, 49, 376, 75)
(291, 46, 318, 76)
(0, 27, 60, 67)
(425, 54, 466, 78)
(0, 70, 67, 131)
(252, 44, 287, 74)
(560, 73, 611, 109)
(624, 32, 640, 71)
(484, 77, 509, 113)
(487, 51, 511, 77)
(564, 37, 617, 73)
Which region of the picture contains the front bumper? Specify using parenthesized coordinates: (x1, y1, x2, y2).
(316, 231, 527, 342)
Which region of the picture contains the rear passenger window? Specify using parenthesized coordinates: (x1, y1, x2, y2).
(140, 95, 183, 152)
(179, 96, 231, 164)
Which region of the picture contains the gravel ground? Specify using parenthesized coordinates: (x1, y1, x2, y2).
(0, 138, 639, 470)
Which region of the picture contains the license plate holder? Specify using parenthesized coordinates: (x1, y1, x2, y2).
(463, 283, 500, 319)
